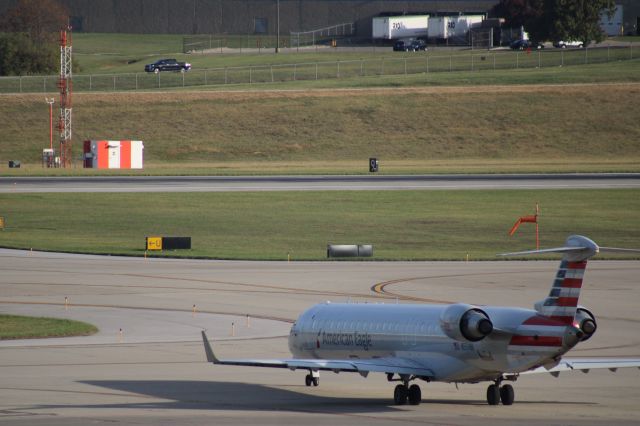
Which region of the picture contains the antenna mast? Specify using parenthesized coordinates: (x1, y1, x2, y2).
(58, 28, 72, 168)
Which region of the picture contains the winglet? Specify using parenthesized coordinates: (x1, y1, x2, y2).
(201, 330, 221, 364)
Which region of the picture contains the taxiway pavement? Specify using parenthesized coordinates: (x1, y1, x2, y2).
(1, 249, 639, 425)
(2, 173, 640, 193)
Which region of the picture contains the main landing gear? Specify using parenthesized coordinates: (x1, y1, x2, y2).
(486, 377, 515, 405)
(304, 371, 319, 387)
(388, 373, 423, 405)
(393, 383, 422, 405)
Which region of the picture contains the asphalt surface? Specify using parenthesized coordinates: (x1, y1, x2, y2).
(1, 249, 639, 425)
(1, 173, 640, 193)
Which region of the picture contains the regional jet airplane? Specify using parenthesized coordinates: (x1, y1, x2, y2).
(202, 235, 640, 406)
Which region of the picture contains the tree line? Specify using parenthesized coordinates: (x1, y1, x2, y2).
(492, 0, 616, 45)
(0, 0, 67, 76)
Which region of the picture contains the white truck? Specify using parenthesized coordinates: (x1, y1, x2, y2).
(427, 15, 484, 40)
(372, 15, 429, 40)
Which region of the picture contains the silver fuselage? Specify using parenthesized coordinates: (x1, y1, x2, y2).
(288, 302, 580, 382)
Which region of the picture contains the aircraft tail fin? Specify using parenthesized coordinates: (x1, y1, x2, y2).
(501, 235, 640, 324)
(501, 235, 598, 324)
(537, 258, 588, 324)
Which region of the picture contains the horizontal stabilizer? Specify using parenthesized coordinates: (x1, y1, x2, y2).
(499, 246, 587, 257)
(499, 235, 601, 262)
(599, 247, 640, 254)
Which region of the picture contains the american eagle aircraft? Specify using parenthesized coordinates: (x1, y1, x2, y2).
(201, 235, 640, 406)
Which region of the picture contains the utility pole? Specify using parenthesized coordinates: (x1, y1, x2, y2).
(45, 98, 54, 151)
(275, 0, 280, 53)
(192, 0, 197, 34)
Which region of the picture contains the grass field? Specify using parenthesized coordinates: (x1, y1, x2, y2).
(1, 33, 639, 175)
(4, 45, 637, 94)
(1, 81, 639, 171)
(69, 33, 639, 75)
(0, 314, 98, 339)
(9, 51, 637, 94)
(2, 36, 637, 94)
(0, 189, 638, 260)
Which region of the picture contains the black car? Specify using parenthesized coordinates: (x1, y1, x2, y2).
(393, 39, 427, 52)
(144, 58, 191, 73)
(393, 40, 408, 51)
(509, 39, 544, 50)
(408, 39, 427, 51)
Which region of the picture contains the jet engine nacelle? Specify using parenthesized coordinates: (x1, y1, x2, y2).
(574, 306, 597, 341)
(440, 303, 494, 342)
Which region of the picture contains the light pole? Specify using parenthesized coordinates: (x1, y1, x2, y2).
(275, 0, 280, 53)
(45, 98, 54, 151)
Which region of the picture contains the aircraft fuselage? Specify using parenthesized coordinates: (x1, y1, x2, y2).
(288, 302, 580, 382)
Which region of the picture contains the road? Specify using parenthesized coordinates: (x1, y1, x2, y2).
(1, 173, 640, 193)
(1, 249, 639, 425)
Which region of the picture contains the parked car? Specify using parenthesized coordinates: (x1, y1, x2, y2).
(509, 39, 544, 50)
(144, 59, 191, 73)
(393, 40, 409, 51)
(553, 40, 584, 49)
(407, 39, 427, 51)
(393, 39, 427, 52)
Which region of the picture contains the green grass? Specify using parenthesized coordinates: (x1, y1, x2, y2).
(67, 33, 639, 75)
(4, 55, 639, 94)
(73, 33, 185, 73)
(0, 190, 638, 260)
(613, 36, 640, 42)
(2, 33, 637, 85)
(0, 314, 98, 339)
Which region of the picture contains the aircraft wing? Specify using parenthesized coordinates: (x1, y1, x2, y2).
(201, 331, 434, 378)
(521, 358, 640, 377)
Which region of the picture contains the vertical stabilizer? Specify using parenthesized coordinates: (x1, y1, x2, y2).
(534, 236, 599, 324)
(536, 259, 587, 324)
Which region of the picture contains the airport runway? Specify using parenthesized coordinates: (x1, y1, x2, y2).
(1, 173, 640, 193)
(1, 249, 639, 425)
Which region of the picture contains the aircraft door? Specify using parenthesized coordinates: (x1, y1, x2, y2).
(108, 142, 120, 169)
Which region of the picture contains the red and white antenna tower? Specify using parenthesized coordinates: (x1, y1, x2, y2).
(58, 28, 72, 167)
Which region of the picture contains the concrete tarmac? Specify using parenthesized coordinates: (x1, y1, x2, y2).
(1, 249, 639, 425)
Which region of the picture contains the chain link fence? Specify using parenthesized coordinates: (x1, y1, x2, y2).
(0, 45, 635, 93)
(290, 23, 355, 48)
(183, 24, 355, 53)
(184, 35, 288, 53)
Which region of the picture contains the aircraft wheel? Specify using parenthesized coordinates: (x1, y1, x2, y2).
(305, 374, 312, 387)
(408, 384, 422, 405)
(312, 377, 319, 387)
(500, 384, 514, 405)
(486, 384, 500, 405)
(393, 384, 408, 405)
